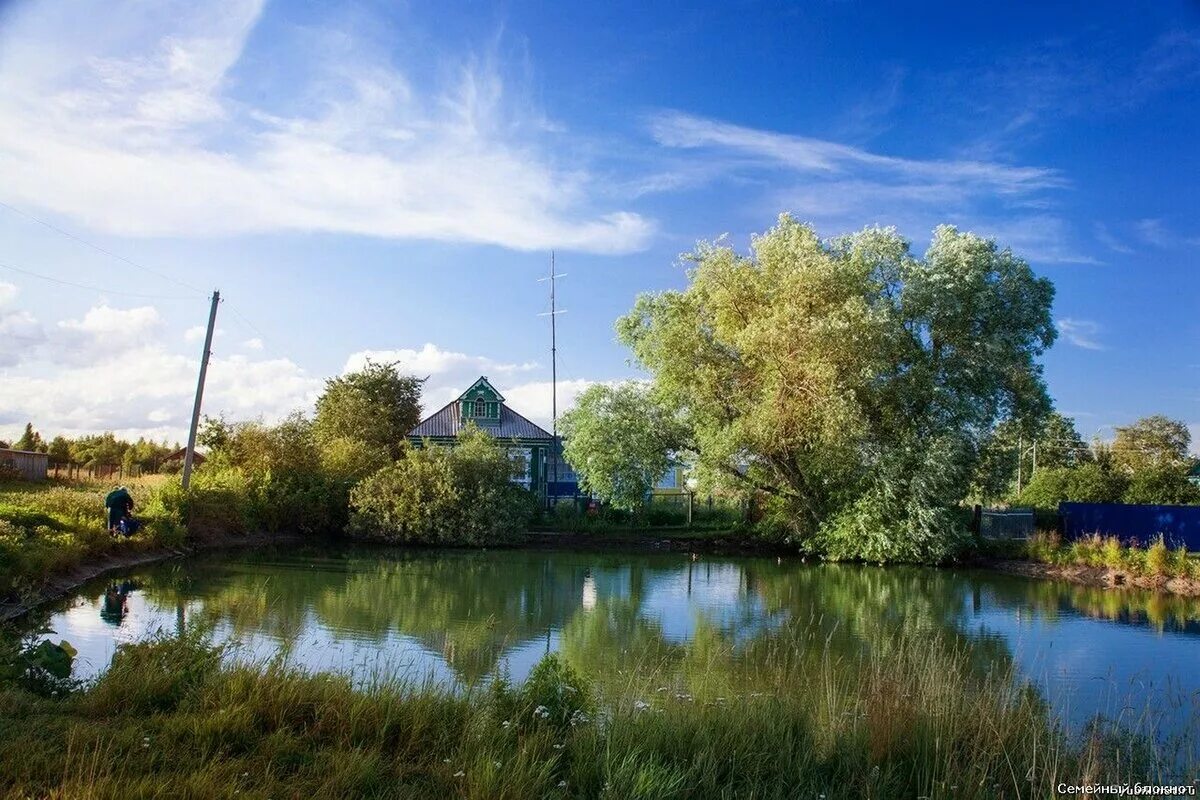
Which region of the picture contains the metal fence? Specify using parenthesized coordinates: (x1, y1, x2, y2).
(980, 508, 1035, 540)
(1060, 502, 1200, 548)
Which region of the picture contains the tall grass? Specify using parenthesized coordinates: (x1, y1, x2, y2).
(0, 620, 1184, 799)
(0, 479, 184, 598)
(1018, 531, 1197, 581)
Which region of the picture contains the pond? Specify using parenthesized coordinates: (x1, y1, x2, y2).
(32, 546, 1200, 753)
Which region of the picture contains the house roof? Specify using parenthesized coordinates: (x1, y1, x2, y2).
(458, 376, 505, 402)
(409, 399, 553, 441)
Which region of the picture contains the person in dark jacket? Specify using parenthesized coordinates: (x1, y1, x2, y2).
(104, 486, 134, 533)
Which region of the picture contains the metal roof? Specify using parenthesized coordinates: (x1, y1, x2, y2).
(409, 400, 553, 441)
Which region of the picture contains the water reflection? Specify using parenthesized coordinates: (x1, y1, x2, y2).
(39, 547, 1200, 744)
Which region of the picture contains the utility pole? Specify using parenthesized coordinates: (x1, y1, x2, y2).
(1016, 434, 1023, 496)
(537, 256, 566, 510)
(182, 290, 219, 490)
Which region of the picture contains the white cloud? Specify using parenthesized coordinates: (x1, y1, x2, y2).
(242, 337, 264, 351)
(651, 111, 1065, 194)
(183, 325, 225, 343)
(1093, 222, 1134, 254)
(344, 343, 539, 415)
(0, 0, 654, 254)
(1136, 218, 1172, 248)
(649, 111, 1097, 265)
(0, 296, 319, 441)
(342, 343, 622, 429)
(1056, 318, 1105, 350)
(500, 378, 618, 430)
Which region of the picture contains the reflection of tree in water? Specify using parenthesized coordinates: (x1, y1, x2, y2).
(124, 549, 1032, 694)
(977, 576, 1200, 635)
(557, 560, 1020, 698)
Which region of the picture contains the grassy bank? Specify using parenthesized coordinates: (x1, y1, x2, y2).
(986, 531, 1198, 581)
(0, 477, 184, 599)
(0, 620, 1185, 799)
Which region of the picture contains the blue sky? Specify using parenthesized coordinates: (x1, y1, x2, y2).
(0, 0, 1196, 447)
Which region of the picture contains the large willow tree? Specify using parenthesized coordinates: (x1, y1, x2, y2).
(580, 216, 1056, 562)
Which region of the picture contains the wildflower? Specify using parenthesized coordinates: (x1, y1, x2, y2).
(494, 761, 502, 768)
(442, 758, 451, 764)
(558, 781, 567, 788)
(501, 720, 511, 729)
(633, 700, 650, 711)
(454, 770, 465, 777)
(534, 705, 551, 719)
(553, 744, 564, 750)
(655, 686, 668, 692)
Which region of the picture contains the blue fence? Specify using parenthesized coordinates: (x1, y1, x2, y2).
(1060, 502, 1200, 549)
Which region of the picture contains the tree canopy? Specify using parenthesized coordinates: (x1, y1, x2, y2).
(314, 360, 424, 461)
(574, 216, 1057, 562)
(1112, 415, 1191, 472)
(559, 382, 688, 511)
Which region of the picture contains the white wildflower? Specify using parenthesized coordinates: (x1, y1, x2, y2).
(633, 700, 650, 711)
(453, 770, 465, 777)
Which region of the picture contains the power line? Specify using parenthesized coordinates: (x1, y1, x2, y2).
(0, 258, 200, 300)
(0, 200, 205, 296)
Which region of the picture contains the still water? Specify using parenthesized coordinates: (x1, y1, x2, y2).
(34, 546, 1200, 743)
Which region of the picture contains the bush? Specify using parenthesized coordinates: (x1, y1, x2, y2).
(1017, 464, 1127, 510)
(1145, 536, 1170, 578)
(1122, 466, 1200, 506)
(348, 425, 535, 545)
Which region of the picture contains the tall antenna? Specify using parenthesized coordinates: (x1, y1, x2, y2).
(537, 253, 567, 508)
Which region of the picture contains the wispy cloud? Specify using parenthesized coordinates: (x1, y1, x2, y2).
(1056, 318, 1105, 350)
(648, 111, 1095, 264)
(1093, 222, 1134, 254)
(0, 0, 654, 254)
(1136, 218, 1173, 248)
(650, 111, 1065, 194)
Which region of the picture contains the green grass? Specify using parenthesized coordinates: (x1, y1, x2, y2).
(1005, 531, 1199, 581)
(0, 621, 1183, 799)
(0, 478, 184, 599)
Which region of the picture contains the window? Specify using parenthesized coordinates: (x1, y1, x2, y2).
(475, 397, 486, 417)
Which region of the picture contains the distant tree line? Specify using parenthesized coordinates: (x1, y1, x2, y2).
(1, 422, 181, 474)
(974, 412, 1199, 509)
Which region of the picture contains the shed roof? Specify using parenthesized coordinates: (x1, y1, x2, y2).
(409, 400, 552, 441)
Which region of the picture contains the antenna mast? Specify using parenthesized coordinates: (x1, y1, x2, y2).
(538, 254, 566, 509)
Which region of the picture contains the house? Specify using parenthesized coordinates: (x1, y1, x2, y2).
(162, 448, 206, 469)
(408, 376, 580, 500)
(0, 447, 49, 481)
(1189, 461, 1200, 487)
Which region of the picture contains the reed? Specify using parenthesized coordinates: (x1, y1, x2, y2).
(0, 620, 1185, 799)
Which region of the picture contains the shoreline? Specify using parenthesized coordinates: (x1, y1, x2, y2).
(7, 531, 1200, 624)
(0, 530, 307, 623)
(980, 557, 1200, 597)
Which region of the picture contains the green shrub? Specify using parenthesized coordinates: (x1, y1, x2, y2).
(1145, 536, 1170, 578)
(1122, 466, 1200, 506)
(1017, 464, 1127, 511)
(348, 425, 535, 546)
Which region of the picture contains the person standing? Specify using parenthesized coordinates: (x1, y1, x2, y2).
(104, 485, 133, 533)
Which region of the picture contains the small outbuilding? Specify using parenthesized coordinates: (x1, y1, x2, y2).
(0, 447, 49, 481)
